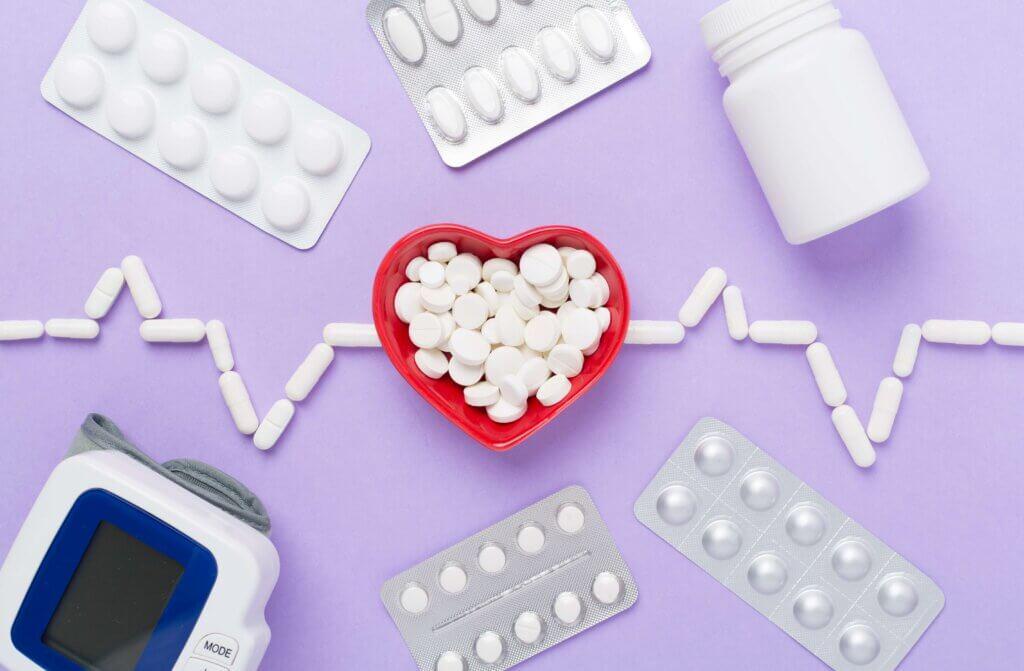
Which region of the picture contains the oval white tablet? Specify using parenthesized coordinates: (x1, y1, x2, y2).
(438, 563, 468, 594)
(87, 0, 136, 53)
(465, 381, 500, 406)
(400, 583, 429, 614)
(107, 87, 156, 139)
(575, 7, 617, 62)
(723, 286, 749, 341)
(423, 0, 462, 44)
(474, 631, 504, 665)
(464, 0, 499, 24)
(428, 241, 457, 262)
(140, 29, 188, 84)
(295, 122, 344, 176)
(157, 117, 208, 170)
(678, 267, 728, 327)
(478, 543, 506, 573)
(261, 178, 310, 232)
(592, 571, 623, 605)
(139, 318, 205, 343)
(538, 27, 579, 82)
(749, 320, 818, 346)
(553, 592, 583, 625)
(536, 374, 571, 406)
(485, 346, 525, 385)
(426, 87, 467, 143)
(921, 319, 991, 345)
(514, 612, 544, 645)
(384, 6, 426, 65)
(556, 503, 585, 533)
(244, 90, 292, 145)
(55, 56, 105, 109)
(805, 342, 847, 407)
(496, 304, 526, 347)
(892, 323, 922, 377)
(866, 377, 903, 443)
(210, 148, 260, 201)
(191, 60, 240, 114)
(501, 47, 541, 103)
(519, 357, 551, 394)
(517, 524, 545, 554)
(463, 67, 504, 123)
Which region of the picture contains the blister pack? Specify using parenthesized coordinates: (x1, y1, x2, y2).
(382, 485, 636, 670)
(42, 0, 371, 249)
(634, 418, 944, 671)
(366, 0, 651, 167)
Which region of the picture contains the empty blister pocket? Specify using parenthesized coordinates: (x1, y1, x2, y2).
(366, 0, 651, 168)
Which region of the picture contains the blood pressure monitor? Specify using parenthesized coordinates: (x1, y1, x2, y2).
(0, 416, 279, 671)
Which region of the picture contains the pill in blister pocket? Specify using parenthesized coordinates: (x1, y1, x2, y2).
(45, 319, 100, 340)
(384, 6, 425, 64)
(0, 321, 45, 341)
(892, 323, 922, 377)
(678, 267, 727, 327)
(84, 267, 125, 319)
(285, 343, 335, 402)
(87, 0, 137, 53)
(538, 28, 579, 82)
(463, 67, 504, 123)
(501, 48, 542, 103)
(423, 0, 463, 44)
(867, 377, 903, 443)
(921, 319, 991, 345)
(427, 88, 468, 143)
(206, 320, 235, 371)
(253, 398, 295, 450)
(464, 0, 499, 24)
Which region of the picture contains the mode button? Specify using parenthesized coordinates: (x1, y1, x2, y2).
(194, 633, 239, 666)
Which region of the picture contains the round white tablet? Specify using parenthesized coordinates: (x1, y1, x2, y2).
(418, 261, 446, 289)
(510, 295, 539, 322)
(421, 285, 456, 313)
(490, 270, 515, 293)
(481, 318, 500, 344)
(452, 293, 489, 330)
(474, 282, 500, 316)
(428, 241, 458, 262)
(474, 631, 504, 665)
(449, 359, 484, 386)
(395, 282, 425, 323)
(553, 592, 583, 625)
(561, 309, 600, 350)
(261, 178, 310, 232)
(485, 346, 525, 385)
(157, 117, 208, 170)
(592, 571, 623, 605)
(556, 503, 585, 533)
(210, 148, 259, 201)
(436, 651, 466, 671)
(55, 56, 105, 109)
(499, 375, 528, 407)
(446, 254, 482, 295)
(483, 258, 517, 280)
(569, 278, 598, 309)
(106, 87, 156, 139)
(496, 304, 526, 347)
(487, 398, 527, 423)
(518, 357, 551, 394)
(514, 612, 544, 645)
(414, 348, 449, 379)
(140, 29, 188, 84)
(465, 381, 500, 407)
(449, 328, 491, 366)
(524, 312, 560, 352)
(537, 374, 571, 406)
(409, 312, 445, 349)
(565, 249, 596, 279)
(519, 244, 563, 287)
(592, 272, 610, 305)
(400, 583, 429, 614)
(438, 563, 468, 594)
(546, 345, 584, 378)
(406, 256, 427, 282)
(243, 90, 292, 145)
(513, 275, 542, 308)
(478, 543, 506, 573)
(595, 307, 611, 332)
(191, 60, 240, 114)
(516, 524, 545, 554)
(294, 122, 344, 176)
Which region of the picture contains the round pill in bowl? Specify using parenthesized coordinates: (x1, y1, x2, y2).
(693, 435, 735, 476)
(656, 484, 698, 526)
(295, 122, 345, 176)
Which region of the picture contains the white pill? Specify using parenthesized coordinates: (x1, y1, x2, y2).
(323, 323, 381, 347)
(538, 272, 570, 303)
(519, 357, 551, 394)
(867, 377, 904, 443)
(553, 592, 583, 625)
(513, 274, 543, 308)
(84, 267, 125, 319)
(425, 242, 455, 263)
(448, 328, 491, 367)
(87, 0, 136, 53)
(722, 286, 748, 341)
(625, 320, 684, 345)
(120, 255, 162, 319)
(514, 612, 544, 645)
(285, 343, 335, 402)
(449, 359, 484, 386)
(547, 344, 584, 378)
(107, 87, 156, 140)
(536, 374, 571, 406)
(140, 318, 205, 343)
(449, 294, 487, 331)
(805, 342, 847, 407)
(831, 405, 876, 468)
(523, 313, 559, 353)
(463, 67, 504, 123)
(592, 571, 623, 605)
(922, 319, 991, 345)
(436, 651, 466, 671)
(427, 87, 468, 143)
(395, 282, 425, 323)
(520, 244, 563, 287)
(383, 6, 425, 64)
(418, 261, 446, 289)
(576, 7, 617, 62)
(487, 398, 527, 423)
(415, 348, 449, 379)
(45, 319, 99, 340)
(438, 563, 468, 594)
(539, 27, 579, 82)
(517, 524, 545, 554)
(474, 631, 504, 664)
(501, 47, 541, 103)
(556, 503, 585, 533)
(157, 117, 208, 170)
(485, 346, 525, 385)
(749, 320, 817, 345)
(993, 322, 1024, 346)
(565, 250, 596, 279)
(591, 273, 610, 306)
(891, 324, 922, 377)
(465, 0, 499, 23)
(140, 29, 188, 84)
(678, 267, 727, 327)
(489, 270, 515, 294)
(562, 309, 600, 350)
(446, 253, 483, 295)
(474, 282, 501, 316)
(423, 0, 463, 43)
(206, 320, 235, 371)
(421, 285, 456, 313)
(495, 304, 526, 347)
(465, 381, 500, 406)
(244, 90, 291, 145)
(482, 258, 517, 281)
(210, 148, 260, 201)
(191, 59, 239, 114)
(400, 583, 429, 614)
(404, 256, 427, 282)
(481, 318, 500, 344)
(253, 399, 295, 451)
(55, 56, 105, 109)
(568, 278, 600, 309)
(511, 294, 540, 322)
(409, 313, 444, 349)
(261, 178, 310, 232)
(0, 321, 44, 341)
(295, 122, 344, 176)
(499, 374, 528, 407)
(478, 543, 506, 573)
(218, 371, 258, 435)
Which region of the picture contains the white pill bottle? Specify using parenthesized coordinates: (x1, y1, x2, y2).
(701, 0, 929, 244)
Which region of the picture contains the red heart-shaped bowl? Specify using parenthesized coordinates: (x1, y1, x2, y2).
(372, 224, 630, 451)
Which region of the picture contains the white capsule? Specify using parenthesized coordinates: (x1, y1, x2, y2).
(423, 0, 463, 44)
(252, 399, 295, 451)
(120, 255, 162, 318)
(921, 319, 991, 345)
(285, 343, 335, 402)
(749, 320, 817, 345)
(0, 320, 45, 341)
(831, 405, 876, 468)
(415, 348, 449, 379)
(992, 322, 1024, 347)
(84, 267, 125, 319)
(45, 319, 99, 339)
(218, 371, 259, 435)
(892, 324, 922, 377)
(206, 320, 235, 372)
(625, 320, 685, 345)
(323, 323, 381, 347)
(805, 343, 847, 407)
(140, 318, 205, 343)
(537, 374, 571, 406)
(722, 286, 748, 341)
(867, 377, 904, 443)
(678, 267, 727, 327)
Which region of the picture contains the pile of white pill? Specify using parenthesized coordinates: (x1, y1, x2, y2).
(394, 240, 612, 423)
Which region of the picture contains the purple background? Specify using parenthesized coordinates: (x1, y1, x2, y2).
(1, 0, 1021, 668)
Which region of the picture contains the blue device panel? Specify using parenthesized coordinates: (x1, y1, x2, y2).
(11, 489, 218, 671)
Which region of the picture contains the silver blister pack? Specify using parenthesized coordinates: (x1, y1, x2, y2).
(365, 0, 651, 167)
(382, 485, 637, 670)
(634, 418, 944, 671)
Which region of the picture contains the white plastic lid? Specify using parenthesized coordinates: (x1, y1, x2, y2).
(700, 0, 831, 51)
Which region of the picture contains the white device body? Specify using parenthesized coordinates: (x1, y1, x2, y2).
(0, 451, 279, 671)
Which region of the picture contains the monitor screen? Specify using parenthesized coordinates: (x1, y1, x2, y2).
(42, 521, 185, 671)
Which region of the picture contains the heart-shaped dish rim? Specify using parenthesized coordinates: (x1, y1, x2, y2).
(372, 224, 630, 451)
